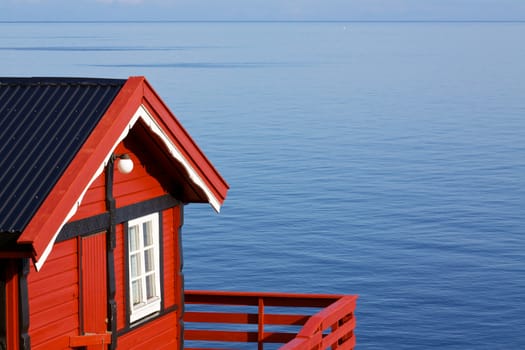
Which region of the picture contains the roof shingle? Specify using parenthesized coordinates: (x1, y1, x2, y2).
(0, 77, 125, 232)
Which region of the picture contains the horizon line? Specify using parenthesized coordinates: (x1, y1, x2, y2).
(1, 19, 524, 24)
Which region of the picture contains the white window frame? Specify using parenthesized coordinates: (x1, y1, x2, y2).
(128, 212, 161, 323)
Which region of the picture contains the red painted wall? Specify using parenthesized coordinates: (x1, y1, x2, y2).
(26, 141, 184, 349)
(70, 174, 106, 222)
(2, 260, 20, 350)
(117, 312, 178, 349)
(27, 239, 80, 349)
(81, 233, 108, 335)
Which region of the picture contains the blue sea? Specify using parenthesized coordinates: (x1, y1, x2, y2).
(1, 21, 524, 349)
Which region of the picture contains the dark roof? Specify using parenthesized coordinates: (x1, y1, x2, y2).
(0, 77, 125, 233)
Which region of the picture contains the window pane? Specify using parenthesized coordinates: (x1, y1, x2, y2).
(143, 221, 153, 246)
(128, 213, 160, 322)
(129, 225, 140, 251)
(144, 248, 155, 272)
(130, 253, 141, 278)
(132, 280, 142, 306)
(146, 274, 156, 299)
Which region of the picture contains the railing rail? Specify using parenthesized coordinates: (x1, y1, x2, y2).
(184, 290, 357, 350)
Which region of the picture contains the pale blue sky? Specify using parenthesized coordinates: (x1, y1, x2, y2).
(1, 0, 524, 21)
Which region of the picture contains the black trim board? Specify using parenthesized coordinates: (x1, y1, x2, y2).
(123, 221, 130, 330)
(105, 159, 118, 350)
(57, 214, 109, 242)
(57, 194, 180, 242)
(159, 214, 165, 312)
(19, 259, 30, 350)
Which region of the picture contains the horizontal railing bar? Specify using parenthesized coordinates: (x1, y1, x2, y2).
(277, 338, 307, 350)
(266, 313, 309, 326)
(185, 348, 240, 350)
(321, 320, 355, 348)
(336, 334, 356, 350)
(185, 348, 235, 350)
(317, 296, 357, 329)
(185, 290, 343, 308)
(185, 331, 298, 344)
(184, 311, 257, 324)
(185, 311, 310, 326)
(186, 290, 347, 300)
(185, 330, 258, 343)
(279, 296, 357, 350)
(261, 332, 297, 343)
(185, 297, 336, 308)
(185, 348, 236, 350)
(297, 296, 357, 337)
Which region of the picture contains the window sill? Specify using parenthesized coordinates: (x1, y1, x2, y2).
(129, 299, 161, 324)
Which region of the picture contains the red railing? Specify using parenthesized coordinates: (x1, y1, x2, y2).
(183, 290, 357, 350)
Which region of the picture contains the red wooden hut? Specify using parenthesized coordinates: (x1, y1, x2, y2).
(0, 76, 357, 350)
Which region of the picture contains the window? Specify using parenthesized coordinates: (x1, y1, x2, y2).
(128, 213, 161, 323)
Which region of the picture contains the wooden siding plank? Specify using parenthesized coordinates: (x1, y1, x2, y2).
(116, 189, 167, 210)
(30, 299, 77, 330)
(28, 268, 77, 294)
(162, 209, 176, 308)
(118, 312, 177, 349)
(28, 253, 77, 287)
(114, 175, 165, 197)
(69, 174, 106, 222)
(127, 328, 177, 350)
(30, 313, 78, 348)
(27, 238, 80, 349)
(32, 335, 71, 350)
(70, 201, 107, 222)
(69, 333, 111, 346)
(81, 233, 108, 334)
(27, 240, 77, 282)
(4, 260, 20, 350)
(113, 144, 167, 209)
(29, 283, 78, 316)
(156, 341, 179, 350)
(114, 223, 127, 331)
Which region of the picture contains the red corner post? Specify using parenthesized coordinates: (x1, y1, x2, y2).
(2, 260, 20, 350)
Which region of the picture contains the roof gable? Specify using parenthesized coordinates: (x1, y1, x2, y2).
(0, 76, 228, 268)
(0, 78, 125, 232)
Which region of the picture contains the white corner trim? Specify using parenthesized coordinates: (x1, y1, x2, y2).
(35, 162, 106, 271)
(34, 104, 220, 270)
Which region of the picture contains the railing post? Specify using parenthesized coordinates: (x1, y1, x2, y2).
(331, 321, 339, 350)
(258, 297, 265, 350)
(340, 313, 354, 346)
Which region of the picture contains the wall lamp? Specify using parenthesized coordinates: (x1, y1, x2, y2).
(113, 153, 134, 174)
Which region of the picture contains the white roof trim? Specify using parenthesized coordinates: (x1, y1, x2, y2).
(35, 164, 105, 271)
(35, 104, 220, 270)
(136, 105, 221, 212)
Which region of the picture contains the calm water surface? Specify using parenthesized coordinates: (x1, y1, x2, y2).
(1, 21, 524, 349)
